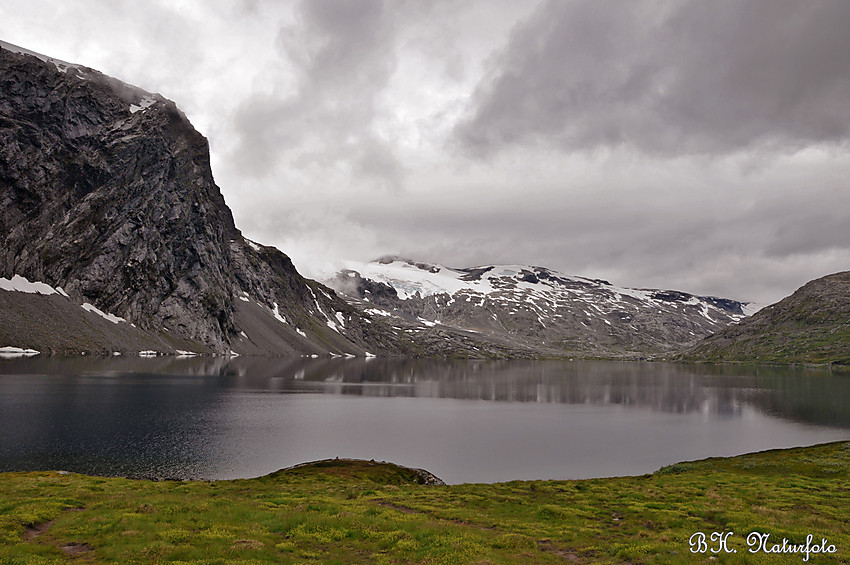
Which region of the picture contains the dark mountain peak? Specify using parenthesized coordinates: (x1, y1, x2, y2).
(458, 266, 494, 282)
(373, 256, 442, 273)
(0, 40, 402, 357)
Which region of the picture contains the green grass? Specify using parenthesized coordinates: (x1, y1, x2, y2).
(685, 324, 850, 367)
(2, 444, 850, 563)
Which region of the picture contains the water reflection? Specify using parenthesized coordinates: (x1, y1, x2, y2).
(3, 357, 848, 426)
(1, 357, 847, 482)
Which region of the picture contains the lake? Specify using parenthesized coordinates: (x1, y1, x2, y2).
(0, 357, 848, 484)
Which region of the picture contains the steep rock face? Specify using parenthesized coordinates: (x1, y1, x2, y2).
(0, 42, 399, 356)
(0, 44, 240, 350)
(681, 271, 850, 365)
(328, 258, 755, 359)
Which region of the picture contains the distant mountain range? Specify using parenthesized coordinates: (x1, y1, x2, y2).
(1, 39, 845, 364)
(325, 257, 759, 359)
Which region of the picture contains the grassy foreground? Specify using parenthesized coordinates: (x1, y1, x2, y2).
(2, 444, 849, 564)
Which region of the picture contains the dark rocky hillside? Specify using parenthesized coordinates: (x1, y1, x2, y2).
(0, 42, 401, 356)
(680, 271, 850, 366)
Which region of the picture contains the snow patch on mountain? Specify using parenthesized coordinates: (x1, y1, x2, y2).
(344, 258, 493, 299)
(129, 95, 156, 114)
(365, 308, 392, 317)
(0, 274, 60, 295)
(272, 302, 287, 324)
(0, 346, 40, 358)
(82, 303, 126, 324)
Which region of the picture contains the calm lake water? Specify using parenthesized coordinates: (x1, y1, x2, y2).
(0, 357, 848, 484)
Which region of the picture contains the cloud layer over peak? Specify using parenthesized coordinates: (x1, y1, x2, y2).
(456, 0, 850, 157)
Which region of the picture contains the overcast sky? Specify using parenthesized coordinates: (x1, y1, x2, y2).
(2, 0, 849, 304)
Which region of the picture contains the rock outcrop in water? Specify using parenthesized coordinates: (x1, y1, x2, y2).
(0, 41, 401, 356)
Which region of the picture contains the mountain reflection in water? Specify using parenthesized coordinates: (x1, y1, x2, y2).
(3, 356, 845, 424)
(1, 358, 848, 483)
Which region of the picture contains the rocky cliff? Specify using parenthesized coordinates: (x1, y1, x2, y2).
(680, 271, 850, 366)
(0, 41, 400, 356)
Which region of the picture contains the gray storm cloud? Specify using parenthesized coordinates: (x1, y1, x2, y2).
(229, 0, 406, 190)
(456, 0, 850, 156)
(1, 0, 848, 305)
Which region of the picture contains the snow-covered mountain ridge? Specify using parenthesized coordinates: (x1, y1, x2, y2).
(327, 258, 761, 359)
